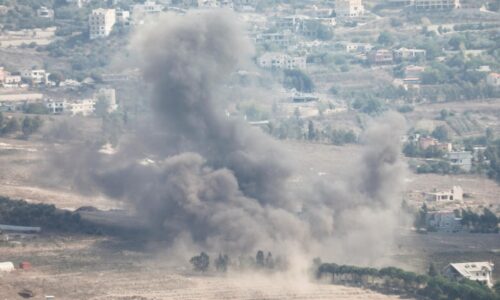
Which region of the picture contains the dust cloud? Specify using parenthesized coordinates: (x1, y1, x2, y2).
(46, 11, 408, 266)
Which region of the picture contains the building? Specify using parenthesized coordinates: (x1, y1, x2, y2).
(0, 262, 15, 272)
(116, 9, 131, 24)
(21, 69, 49, 84)
(36, 6, 54, 19)
(335, 0, 364, 17)
(367, 49, 393, 64)
(46, 99, 67, 114)
(413, 0, 461, 10)
(426, 210, 462, 232)
(486, 72, 500, 87)
(442, 262, 494, 288)
(426, 186, 463, 202)
(68, 99, 96, 116)
(257, 52, 307, 70)
(0, 67, 22, 87)
(255, 31, 294, 48)
(404, 65, 425, 83)
(393, 48, 426, 61)
(89, 8, 116, 39)
(447, 151, 472, 172)
(341, 42, 373, 53)
(131, 1, 164, 23)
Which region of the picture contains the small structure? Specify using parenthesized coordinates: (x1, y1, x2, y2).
(447, 151, 473, 172)
(442, 262, 494, 288)
(0, 261, 15, 272)
(426, 186, 463, 202)
(19, 261, 32, 270)
(486, 72, 500, 87)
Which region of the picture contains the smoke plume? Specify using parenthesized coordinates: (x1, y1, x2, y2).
(46, 11, 408, 264)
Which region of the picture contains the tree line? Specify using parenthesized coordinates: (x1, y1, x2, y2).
(0, 112, 43, 138)
(315, 262, 500, 300)
(189, 250, 287, 273)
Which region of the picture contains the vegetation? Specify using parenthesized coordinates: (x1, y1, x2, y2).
(316, 262, 500, 300)
(0, 196, 101, 234)
(0, 112, 43, 137)
(461, 208, 499, 233)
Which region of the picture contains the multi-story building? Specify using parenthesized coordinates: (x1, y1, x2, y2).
(442, 262, 494, 288)
(89, 8, 116, 40)
(131, 1, 164, 23)
(257, 52, 307, 70)
(21, 69, 49, 84)
(367, 49, 393, 64)
(447, 151, 472, 172)
(335, 0, 364, 18)
(413, 0, 460, 10)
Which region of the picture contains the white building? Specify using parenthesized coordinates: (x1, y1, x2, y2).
(131, 1, 164, 23)
(37, 6, 54, 19)
(0, 262, 15, 272)
(21, 69, 49, 84)
(335, 0, 364, 18)
(413, 0, 461, 10)
(442, 262, 494, 288)
(89, 8, 116, 39)
(486, 72, 500, 87)
(257, 52, 306, 70)
(393, 48, 427, 61)
(426, 186, 463, 202)
(68, 99, 96, 116)
(46, 99, 67, 114)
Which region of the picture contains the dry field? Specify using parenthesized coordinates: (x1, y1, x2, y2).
(0, 236, 409, 300)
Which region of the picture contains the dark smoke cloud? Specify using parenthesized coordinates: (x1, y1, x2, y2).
(42, 11, 408, 263)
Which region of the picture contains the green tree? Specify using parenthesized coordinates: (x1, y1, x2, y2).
(256, 250, 265, 268)
(190, 252, 210, 272)
(2, 118, 20, 135)
(307, 120, 315, 141)
(431, 125, 449, 142)
(428, 263, 438, 277)
(48, 71, 64, 86)
(377, 31, 394, 46)
(283, 69, 314, 93)
(215, 254, 229, 272)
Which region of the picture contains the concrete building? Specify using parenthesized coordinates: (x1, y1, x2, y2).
(426, 186, 463, 202)
(0, 262, 15, 272)
(426, 211, 462, 232)
(393, 48, 426, 61)
(37, 6, 54, 19)
(442, 262, 494, 288)
(341, 42, 373, 53)
(413, 0, 460, 10)
(21, 69, 49, 84)
(367, 49, 393, 64)
(131, 1, 164, 23)
(46, 99, 67, 114)
(116, 9, 131, 24)
(89, 8, 116, 39)
(404, 65, 425, 83)
(447, 151, 472, 172)
(68, 99, 96, 116)
(335, 0, 364, 17)
(257, 52, 307, 70)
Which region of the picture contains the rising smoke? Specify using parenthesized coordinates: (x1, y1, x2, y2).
(46, 10, 408, 264)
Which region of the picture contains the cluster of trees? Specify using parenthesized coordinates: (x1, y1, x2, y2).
(0, 196, 101, 234)
(0, 112, 43, 138)
(461, 208, 499, 233)
(415, 160, 461, 175)
(315, 262, 500, 300)
(269, 118, 357, 146)
(189, 250, 285, 273)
